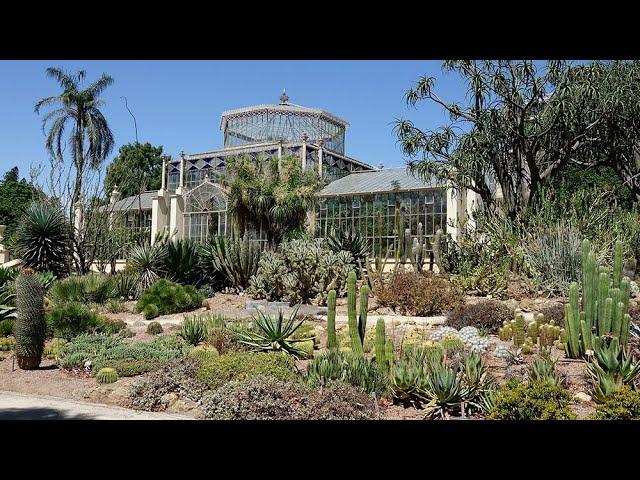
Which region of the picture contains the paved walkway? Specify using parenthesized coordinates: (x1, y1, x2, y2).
(0, 391, 193, 420)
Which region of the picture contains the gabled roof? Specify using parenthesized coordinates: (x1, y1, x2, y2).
(319, 168, 442, 197)
(102, 191, 156, 212)
(220, 102, 349, 131)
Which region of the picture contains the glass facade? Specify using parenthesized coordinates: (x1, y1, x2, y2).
(317, 189, 447, 256)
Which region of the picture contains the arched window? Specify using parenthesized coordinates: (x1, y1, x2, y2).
(183, 181, 228, 242)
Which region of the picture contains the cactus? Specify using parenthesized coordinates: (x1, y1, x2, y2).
(14, 268, 46, 370)
(512, 310, 526, 347)
(347, 271, 368, 355)
(521, 337, 535, 355)
(433, 228, 444, 273)
(613, 240, 623, 289)
(146, 321, 163, 335)
(385, 338, 394, 369)
(375, 318, 386, 366)
(326, 290, 338, 350)
(527, 321, 538, 344)
(96, 367, 118, 384)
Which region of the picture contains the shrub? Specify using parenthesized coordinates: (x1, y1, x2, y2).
(200, 376, 379, 420)
(446, 300, 513, 334)
(196, 351, 295, 390)
(249, 238, 353, 304)
(147, 321, 163, 335)
(0, 318, 14, 337)
(96, 367, 118, 384)
(128, 358, 208, 412)
(182, 314, 210, 345)
(488, 380, 576, 420)
(112, 271, 138, 300)
(97, 317, 126, 335)
(164, 238, 202, 286)
(13, 202, 69, 278)
(326, 228, 370, 267)
(47, 302, 101, 340)
(537, 302, 567, 326)
(591, 388, 640, 419)
(57, 333, 189, 376)
(43, 337, 67, 359)
(303, 350, 390, 396)
(135, 279, 203, 320)
(105, 299, 125, 314)
(48, 274, 115, 306)
(377, 272, 464, 316)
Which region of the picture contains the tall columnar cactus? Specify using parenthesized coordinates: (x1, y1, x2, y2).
(512, 310, 526, 347)
(385, 337, 394, 369)
(347, 271, 368, 355)
(614, 240, 623, 289)
(375, 317, 386, 366)
(527, 320, 538, 344)
(326, 289, 338, 350)
(14, 268, 46, 370)
(432, 228, 444, 273)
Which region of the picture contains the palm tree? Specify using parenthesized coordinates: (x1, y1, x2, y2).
(34, 68, 115, 220)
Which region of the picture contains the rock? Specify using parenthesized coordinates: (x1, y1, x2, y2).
(84, 360, 92, 369)
(160, 393, 179, 408)
(574, 392, 592, 403)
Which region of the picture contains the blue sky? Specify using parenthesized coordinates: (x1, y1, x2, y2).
(0, 60, 467, 183)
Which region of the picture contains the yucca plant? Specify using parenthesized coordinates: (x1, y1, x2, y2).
(164, 238, 201, 286)
(0, 289, 16, 322)
(236, 305, 312, 357)
(127, 240, 167, 297)
(200, 232, 260, 291)
(14, 202, 69, 278)
(112, 270, 138, 300)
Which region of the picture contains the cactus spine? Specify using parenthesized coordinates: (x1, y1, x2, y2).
(14, 268, 46, 370)
(96, 367, 118, 384)
(512, 310, 526, 347)
(347, 271, 368, 355)
(375, 318, 386, 366)
(326, 289, 337, 350)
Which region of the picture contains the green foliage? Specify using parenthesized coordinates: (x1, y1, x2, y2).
(0, 335, 15, 351)
(249, 238, 353, 304)
(236, 306, 312, 357)
(0, 167, 42, 244)
(446, 300, 513, 334)
(528, 351, 563, 388)
(146, 321, 163, 335)
(591, 388, 640, 420)
(377, 271, 464, 316)
(0, 318, 14, 337)
(326, 227, 370, 267)
(188, 344, 219, 362)
(303, 349, 390, 396)
(105, 298, 124, 314)
(181, 314, 212, 345)
(14, 269, 46, 369)
(200, 375, 379, 420)
(488, 380, 576, 420)
(95, 367, 118, 384)
(13, 202, 69, 278)
(221, 154, 322, 244)
(200, 232, 261, 292)
(47, 302, 101, 340)
(43, 337, 67, 359)
(164, 239, 202, 286)
(126, 240, 168, 298)
(97, 317, 126, 335)
(586, 336, 640, 402)
(326, 289, 337, 350)
(112, 271, 138, 300)
(58, 333, 188, 376)
(48, 274, 115, 306)
(346, 271, 368, 354)
(128, 358, 208, 412)
(105, 142, 164, 198)
(134, 279, 203, 320)
(195, 350, 295, 390)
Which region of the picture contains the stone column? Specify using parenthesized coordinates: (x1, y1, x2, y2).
(169, 193, 185, 240)
(301, 132, 308, 171)
(317, 141, 324, 180)
(0, 225, 9, 264)
(446, 186, 461, 241)
(277, 138, 284, 172)
(151, 171, 168, 245)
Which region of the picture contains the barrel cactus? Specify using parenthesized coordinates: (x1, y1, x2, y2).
(96, 367, 119, 384)
(14, 268, 46, 370)
(146, 321, 163, 335)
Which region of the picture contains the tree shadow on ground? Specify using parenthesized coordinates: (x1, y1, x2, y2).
(0, 408, 91, 420)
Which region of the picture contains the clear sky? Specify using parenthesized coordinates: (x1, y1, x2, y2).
(0, 60, 467, 183)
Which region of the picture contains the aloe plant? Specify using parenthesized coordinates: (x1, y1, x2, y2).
(236, 305, 313, 357)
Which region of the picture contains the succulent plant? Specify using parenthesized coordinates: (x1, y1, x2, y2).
(14, 268, 46, 369)
(326, 289, 337, 350)
(146, 321, 163, 335)
(96, 367, 119, 384)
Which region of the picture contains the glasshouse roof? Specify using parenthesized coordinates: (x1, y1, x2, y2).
(220, 102, 349, 131)
(318, 168, 442, 197)
(102, 191, 156, 212)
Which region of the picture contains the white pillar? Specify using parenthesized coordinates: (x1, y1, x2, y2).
(161, 157, 167, 190)
(0, 225, 8, 264)
(301, 133, 308, 171)
(178, 150, 185, 193)
(277, 138, 283, 172)
(169, 193, 185, 240)
(318, 141, 324, 179)
(446, 186, 462, 241)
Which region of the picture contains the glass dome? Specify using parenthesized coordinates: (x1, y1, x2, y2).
(220, 94, 348, 153)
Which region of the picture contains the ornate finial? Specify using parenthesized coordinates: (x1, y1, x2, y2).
(180, 149, 185, 158)
(301, 131, 308, 142)
(378, 161, 384, 170)
(280, 89, 289, 104)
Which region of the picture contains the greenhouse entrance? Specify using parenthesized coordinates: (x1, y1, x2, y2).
(183, 180, 229, 242)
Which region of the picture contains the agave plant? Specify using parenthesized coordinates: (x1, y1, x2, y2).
(13, 202, 69, 278)
(200, 232, 260, 291)
(327, 228, 370, 265)
(0, 267, 18, 289)
(586, 337, 640, 388)
(235, 305, 312, 357)
(528, 351, 563, 388)
(0, 289, 16, 321)
(422, 361, 466, 419)
(164, 238, 201, 286)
